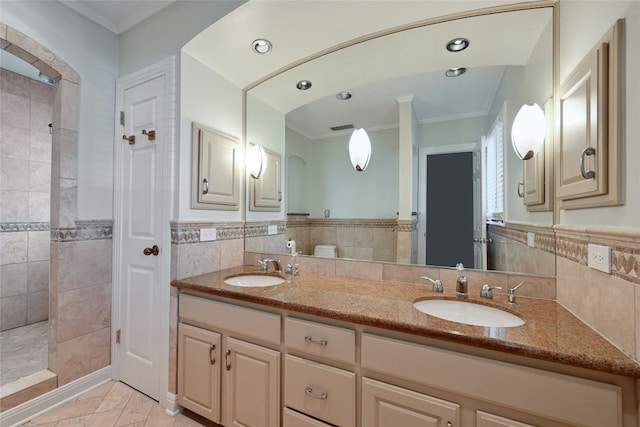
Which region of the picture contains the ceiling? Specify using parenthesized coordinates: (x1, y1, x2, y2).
(59, 0, 177, 34)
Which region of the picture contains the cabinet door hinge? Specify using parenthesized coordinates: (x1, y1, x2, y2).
(116, 329, 121, 344)
(120, 111, 125, 126)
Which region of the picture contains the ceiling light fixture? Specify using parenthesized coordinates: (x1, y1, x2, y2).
(296, 80, 312, 90)
(445, 67, 467, 77)
(336, 92, 352, 100)
(446, 38, 470, 52)
(252, 39, 272, 54)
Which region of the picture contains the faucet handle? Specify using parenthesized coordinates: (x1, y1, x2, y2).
(480, 284, 502, 299)
(257, 260, 268, 272)
(421, 276, 443, 293)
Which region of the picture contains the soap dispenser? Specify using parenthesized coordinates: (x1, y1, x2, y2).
(455, 263, 468, 297)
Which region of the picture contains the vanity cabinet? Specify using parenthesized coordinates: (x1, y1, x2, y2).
(362, 377, 459, 427)
(556, 20, 623, 209)
(177, 323, 221, 422)
(283, 317, 357, 427)
(361, 333, 622, 427)
(178, 294, 281, 427)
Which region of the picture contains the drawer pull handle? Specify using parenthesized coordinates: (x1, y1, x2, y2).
(304, 336, 328, 346)
(305, 386, 328, 400)
(210, 344, 216, 365)
(225, 350, 231, 371)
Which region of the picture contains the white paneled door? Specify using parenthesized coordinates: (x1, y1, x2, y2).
(114, 58, 174, 402)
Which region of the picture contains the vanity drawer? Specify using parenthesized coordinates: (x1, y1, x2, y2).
(283, 408, 333, 427)
(284, 354, 356, 427)
(179, 294, 280, 345)
(284, 317, 355, 364)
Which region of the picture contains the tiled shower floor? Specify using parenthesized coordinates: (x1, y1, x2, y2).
(0, 321, 48, 387)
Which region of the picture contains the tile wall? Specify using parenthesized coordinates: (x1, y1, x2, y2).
(284, 218, 398, 261)
(487, 222, 556, 276)
(0, 68, 53, 332)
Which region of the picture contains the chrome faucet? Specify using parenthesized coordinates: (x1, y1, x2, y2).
(480, 284, 502, 299)
(507, 282, 525, 305)
(257, 258, 282, 273)
(456, 274, 468, 297)
(421, 276, 443, 293)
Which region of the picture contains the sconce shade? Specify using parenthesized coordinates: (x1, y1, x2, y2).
(511, 103, 546, 160)
(247, 144, 267, 179)
(348, 128, 371, 172)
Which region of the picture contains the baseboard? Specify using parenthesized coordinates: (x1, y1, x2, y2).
(0, 366, 113, 427)
(164, 392, 180, 416)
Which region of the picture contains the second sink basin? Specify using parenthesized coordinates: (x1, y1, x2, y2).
(413, 299, 525, 327)
(223, 274, 285, 287)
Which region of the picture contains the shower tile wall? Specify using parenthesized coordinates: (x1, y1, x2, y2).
(0, 68, 53, 332)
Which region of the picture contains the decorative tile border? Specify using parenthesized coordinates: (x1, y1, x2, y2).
(244, 221, 287, 238)
(488, 222, 556, 254)
(554, 225, 640, 285)
(0, 222, 50, 232)
(51, 220, 113, 242)
(170, 221, 245, 244)
(286, 218, 398, 229)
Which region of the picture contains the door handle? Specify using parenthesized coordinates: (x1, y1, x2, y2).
(143, 245, 159, 256)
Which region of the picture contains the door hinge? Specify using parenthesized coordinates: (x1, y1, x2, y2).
(120, 111, 125, 126)
(116, 329, 121, 344)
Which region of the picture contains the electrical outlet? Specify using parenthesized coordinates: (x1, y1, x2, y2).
(588, 244, 611, 273)
(527, 232, 536, 248)
(268, 225, 278, 235)
(200, 228, 217, 242)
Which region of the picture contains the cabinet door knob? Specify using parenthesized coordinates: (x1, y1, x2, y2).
(304, 386, 328, 400)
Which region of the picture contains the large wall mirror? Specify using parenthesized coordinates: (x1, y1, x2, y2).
(245, 4, 555, 276)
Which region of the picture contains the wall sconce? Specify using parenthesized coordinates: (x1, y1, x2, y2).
(348, 128, 371, 172)
(511, 103, 546, 160)
(247, 143, 267, 179)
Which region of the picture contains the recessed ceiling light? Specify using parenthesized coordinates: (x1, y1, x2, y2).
(336, 92, 352, 100)
(252, 39, 272, 54)
(446, 38, 469, 52)
(296, 80, 312, 90)
(446, 67, 467, 77)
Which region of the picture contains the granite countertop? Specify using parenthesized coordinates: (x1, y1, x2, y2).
(172, 265, 640, 378)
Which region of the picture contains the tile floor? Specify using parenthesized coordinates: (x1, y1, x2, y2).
(0, 321, 49, 387)
(19, 381, 213, 427)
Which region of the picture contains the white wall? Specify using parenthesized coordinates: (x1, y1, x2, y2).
(286, 127, 399, 218)
(179, 52, 243, 221)
(559, 0, 639, 227)
(1, 0, 118, 221)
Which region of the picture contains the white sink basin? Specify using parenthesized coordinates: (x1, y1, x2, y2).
(413, 299, 525, 328)
(223, 274, 285, 287)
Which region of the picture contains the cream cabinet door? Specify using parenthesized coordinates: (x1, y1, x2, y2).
(191, 122, 241, 210)
(557, 20, 622, 208)
(177, 323, 221, 423)
(250, 149, 282, 211)
(476, 411, 536, 427)
(224, 337, 280, 427)
(362, 378, 460, 427)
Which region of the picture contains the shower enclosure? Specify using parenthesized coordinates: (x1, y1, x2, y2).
(0, 58, 53, 387)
